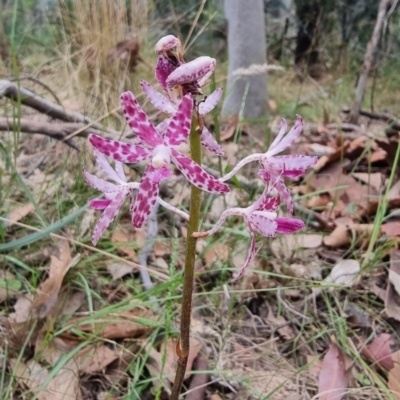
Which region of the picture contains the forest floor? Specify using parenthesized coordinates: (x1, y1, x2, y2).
(2, 39, 400, 400)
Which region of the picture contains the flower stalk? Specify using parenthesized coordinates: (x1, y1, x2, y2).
(170, 115, 202, 399)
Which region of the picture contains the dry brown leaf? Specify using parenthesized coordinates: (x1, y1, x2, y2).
(60, 291, 85, 316)
(154, 241, 171, 257)
(323, 225, 350, 248)
(369, 149, 387, 163)
(222, 142, 239, 165)
(311, 161, 376, 218)
(352, 172, 383, 192)
(7, 203, 34, 226)
(307, 355, 323, 380)
(382, 222, 400, 237)
(154, 257, 168, 269)
(271, 233, 323, 260)
(107, 263, 135, 280)
(170, 183, 192, 207)
(69, 310, 152, 340)
(313, 142, 350, 173)
(10, 358, 81, 400)
(318, 342, 348, 400)
(220, 116, 238, 141)
(76, 344, 120, 374)
(307, 193, 331, 209)
(361, 333, 394, 371)
(389, 365, 400, 399)
(9, 293, 34, 323)
(204, 243, 230, 265)
(325, 259, 360, 288)
(31, 240, 77, 318)
(148, 338, 202, 384)
(112, 227, 138, 262)
(210, 191, 239, 219)
(389, 180, 400, 207)
(266, 310, 295, 340)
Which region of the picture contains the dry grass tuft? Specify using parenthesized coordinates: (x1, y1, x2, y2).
(56, 0, 150, 115)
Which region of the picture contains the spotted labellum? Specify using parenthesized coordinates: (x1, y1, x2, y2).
(83, 34, 318, 279)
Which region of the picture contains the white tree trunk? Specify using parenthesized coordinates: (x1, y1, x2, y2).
(222, 0, 268, 120)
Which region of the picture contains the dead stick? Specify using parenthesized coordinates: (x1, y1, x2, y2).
(0, 80, 118, 136)
(0, 117, 105, 150)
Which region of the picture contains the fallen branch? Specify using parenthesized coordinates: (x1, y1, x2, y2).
(0, 80, 118, 136)
(342, 107, 400, 131)
(0, 117, 106, 150)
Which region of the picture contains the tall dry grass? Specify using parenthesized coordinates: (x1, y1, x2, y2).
(56, 0, 150, 119)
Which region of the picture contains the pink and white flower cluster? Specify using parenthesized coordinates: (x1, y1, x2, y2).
(84, 35, 318, 279)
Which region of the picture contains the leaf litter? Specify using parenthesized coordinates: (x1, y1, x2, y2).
(6, 80, 400, 400)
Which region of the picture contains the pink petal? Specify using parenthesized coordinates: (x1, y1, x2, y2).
(132, 165, 161, 228)
(193, 207, 245, 238)
(93, 148, 122, 183)
(149, 166, 173, 182)
(275, 177, 293, 214)
(197, 69, 215, 88)
(282, 170, 306, 178)
(166, 56, 216, 87)
(265, 168, 293, 214)
(198, 88, 223, 115)
(276, 217, 305, 234)
(256, 195, 280, 212)
(89, 198, 112, 210)
(154, 35, 179, 54)
(141, 80, 176, 115)
(171, 149, 230, 194)
(164, 94, 193, 147)
(157, 198, 189, 221)
(258, 169, 270, 183)
(268, 155, 318, 173)
(120, 91, 163, 147)
(114, 162, 127, 182)
(220, 153, 263, 182)
(248, 212, 278, 237)
(268, 118, 288, 151)
(82, 169, 119, 193)
(156, 119, 170, 137)
(92, 189, 128, 245)
(201, 126, 224, 156)
(155, 56, 178, 93)
(89, 134, 152, 164)
(232, 224, 257, 282)
(267, 115, 303, 157)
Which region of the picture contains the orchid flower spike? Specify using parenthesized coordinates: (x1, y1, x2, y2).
(88, 91, 229, 228)
(194, 170, 304, 280)
(145, 43, 224, 155)
(220, 115, 317, 213)
(83, 149, 188, 245)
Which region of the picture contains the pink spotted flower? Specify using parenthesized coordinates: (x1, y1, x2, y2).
(145, 35, 224, 156)
(88, 91, 229, 228)
(83, 149, 189, 245)
(194, 170, 304, 281)
(220, 115, 318, 214)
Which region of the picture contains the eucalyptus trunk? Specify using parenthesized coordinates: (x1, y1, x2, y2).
(222, 0, 268, 121)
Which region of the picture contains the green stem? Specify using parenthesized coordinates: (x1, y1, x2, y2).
(170, 116, 202, 399)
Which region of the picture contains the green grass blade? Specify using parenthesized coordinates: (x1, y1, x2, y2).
(0, 204, 88, 252)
